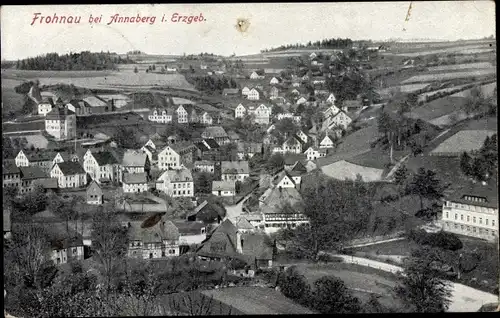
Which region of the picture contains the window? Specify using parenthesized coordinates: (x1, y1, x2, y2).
(461, 214, 463, 221)
(454, 224, 458, 229)
(473, 217, 476, 223)
(454, 214, 457, 220)
(492, 220, 496, 226)
(467, 226, 470, 231)
(479, 218, 482, 224)
(467, 215, 470, 222)
(486, 219, 489, 225)
(473, 227, 476, 233)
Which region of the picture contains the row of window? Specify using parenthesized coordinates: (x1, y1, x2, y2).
(173, 189, 191, 196)
(3, 174, 20, 180)
(173, 182, 192, 189)
(444, 222, 497, 237)
(447, 212, 496, 227)
(446, 201, 495, 213)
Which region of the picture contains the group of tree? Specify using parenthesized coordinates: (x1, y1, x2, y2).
(269, 117, 300, 145)
(112, 126, 142, 149)
(276, 266, 361, 313)
(185, 75, 239, 94)
(261, 37, 353, 52)
(459, 134, 498, 182)
(407, 229, 463, 251)
(16, 51, 134, 71)
(276, 172, 373, 261)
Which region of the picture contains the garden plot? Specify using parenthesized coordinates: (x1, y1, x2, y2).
(451, 82, 497, 98)
(401, 69, 496, 84)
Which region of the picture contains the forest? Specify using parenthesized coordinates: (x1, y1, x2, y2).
(184, 75, 239, 94)
(15, 51, 135, 71)
(261, 38, 354, 52)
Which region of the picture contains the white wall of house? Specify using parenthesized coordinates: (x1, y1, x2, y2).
(158, 147, 181, 170)
(212, 189, 235, 196)
(15, 151, 30, 167)
(123, 182, 148, 193)
(38, 103, 53, 116)
(441, 200, 498, 241)
(221, 173, 249, 182)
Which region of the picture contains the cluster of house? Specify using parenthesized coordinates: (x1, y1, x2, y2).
(148, 103, 222, 126)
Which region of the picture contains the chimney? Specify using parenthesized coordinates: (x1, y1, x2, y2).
(236, 231, 243, 253)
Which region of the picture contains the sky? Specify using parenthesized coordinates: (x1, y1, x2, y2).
(1, 2, 496, 60)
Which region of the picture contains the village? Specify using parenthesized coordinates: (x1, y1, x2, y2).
(2, 3, 499, 315)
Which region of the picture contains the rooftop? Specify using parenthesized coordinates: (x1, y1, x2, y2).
(54, 161, 85, 175)
(123, 172, 148, 184)
(221, 161, 249, 174)
(212, 181, 236, 192)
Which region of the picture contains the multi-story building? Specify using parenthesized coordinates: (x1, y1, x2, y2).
(157, 142, 198, 170)
(175, 105, 189, 124)
(122, 172, 149, 193)
(304, 146, 327, 161)
(247, 88, 263, 100)
(148, 107, 174, 123)
(15, 149, 57, 174)
(83, 150, 121, 184)
(194, 160, 216, 173)
(38, 97, 54, 116)
(156, 168, 194, 197)
(45, 106, 77, 140)
(441, 183, 498, 241)
(86, 180, 103, 205)
(201, 126, 230, 145)
(126, 219, 180, 259)
(236, 142, 263, 160)
(3, 161, 21, 191)
(220, 161, 249, 182)
(121, 150, 150, 179)
(50, 161, 87, 188)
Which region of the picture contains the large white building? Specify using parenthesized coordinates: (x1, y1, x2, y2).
(50, 161, 87, 189)
(149, 108, 174, 123)
(156, 168, 194, 198)
(83, 150, 121, 184)
(45, 106, 77, 140)
(441, 183, 498, 242)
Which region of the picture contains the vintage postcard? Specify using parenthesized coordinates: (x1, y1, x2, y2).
(1, 2, 498, 316)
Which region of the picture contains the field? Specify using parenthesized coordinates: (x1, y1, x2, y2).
(451, 81, 497, 98)
(382, 43, 495, 57)
(378, 83, 431, 96)
(201, 287, 314, 314)
(3, 120, 45, 133)
(350, 237, 499, 294)
(401, 69, 496, 84)
(427, 62, 494, 72)
(1, 78, 26, 119)
(404, 96, 468, 122)
(1, 68, 196, 91)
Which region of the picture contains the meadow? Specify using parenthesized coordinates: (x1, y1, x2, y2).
(401, 69, 496, 84)
(427, 62, 494, 72)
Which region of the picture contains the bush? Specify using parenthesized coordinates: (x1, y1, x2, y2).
(277, 266, 311, 304)
(310, 276, 361, 314)
(407, 229, 463, 251)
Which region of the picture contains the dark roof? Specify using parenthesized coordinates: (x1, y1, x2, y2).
(128, 218, 179, 242)
(204, 138, 220, 149)
(20, 166, 48, 180)
(54, 161, 85, 175)
(171, 220, 206, 235)
(284, 154, 306, 165)
(32, 178, 58, 189)
(23, 149, 57, 162)
(87, 180, 102, 193)
(446, 183, 498, 209)
(195, 142, 210, 152)
(188, 199, 226, 222)
(92, 151, 119, 165)
(4, 208, 11, 232)
(45, 106, 75, 119)
(3, 161, 20, 175)
(123, 172, 148, 184)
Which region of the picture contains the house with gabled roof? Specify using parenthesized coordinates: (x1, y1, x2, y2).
(304, 146, 328, 161)
(126, 217, 180, 259)
(277, 135, 303, 154)
(15, 149, 58, 174)
(187, 199, 226, 225)
(269, 86, 280, 99)
(241, 86, 251, 96)
(122, 150, 151, 178)
(3, 161, 21, 192)
(149, 107, 174, 123)
(194, 160, 216, 173)
(45, 106, 77, 140)
(249, 70, 265, 80)
(323, 104, 341, 118)
(258, 185, 308, 234)
(269, 77, 282, 85)
(122, 172, 149, 193)
(236, 142, 263, 160)
(295, 130, 309, 144)
(221, 161, 249, 182)
(86, 180, 103, 205)
(319, 134, 337, 149)
(326, 93, 336, 104)
(321, 110, 352, 132)
(196, 219, 274, 269)
(156, 168, 194, 197)
(18, 166, 52, 194)
(247, 87, 264, 101)
(202, 126, 230, 145)
(50, 161, 87, 188)
(158, 141, 198, 170)
(83, 149, 121, 184)
(212, 181, 236, 197)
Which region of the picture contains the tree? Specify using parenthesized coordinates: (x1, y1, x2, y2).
(134, 66, 138, 73)
(194, 172, 214, 194)
(277, 266, 311, 304)
(407, 168, 444, 211)
(90, 211, 129, 296)
(393, 164, 408, 187)
(47, 193, 77, 235)
(459, 152, 472, 176)
(394, 246, 452, 312)
(266, 153, 285, 172)
(310, 276, 361, 314)
(113, 126, 140, 149)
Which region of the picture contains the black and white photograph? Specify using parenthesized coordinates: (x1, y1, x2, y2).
(1, 2, 498, 315)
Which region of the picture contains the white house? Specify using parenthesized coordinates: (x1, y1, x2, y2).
(149, 108, 173, 123)
(242, 86, 251, 96)
(234, 103, 246, 119)
(309, 52, 317, 60)
(212, 181, 236, 197)
(221, 161, 249, 182)
(304, 146, 327, 161)
(50, 161, 87, 188)
(194, 160, 215, 173)
(323, 104, 341, 118)
(122, 172, 148, 193)
(326, 93, 336, 104)
(247, 88, 262, 101)
(269, 86, 280, 99)
(38, 98, 53, 116)
(156, 168, 194, 197)
(269, 77, 281, 85)
(276, 113, 301, 124)
(200, 112, 214, 125)
(281, 136, 303, 154)
(441, 184, 498, 242)
(127, 219, 180, 259)
(319, 135, 337, 149)
(253, 104, 271, 125)
(250, 71, 265, 80)
(328, 111, 352, 130)
(83, 150, 121, 184)
(45, 106, 77, 140)
(175, 105, 189, 124)
(295, 130, 309, 144)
